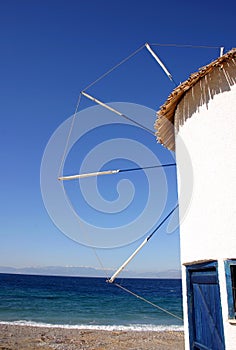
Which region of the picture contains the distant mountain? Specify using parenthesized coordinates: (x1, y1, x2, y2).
(0, 266, 181, 279)
(144, 269, 182, 279)
(0, 266, 109, 277)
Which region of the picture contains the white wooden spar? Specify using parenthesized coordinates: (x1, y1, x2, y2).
(107, 237, 148, 283)
(81, 91, 155, 135)
(145, 43, 174, 83)
(107, 204, 179, 283)
(58, 169, 120, 181)
(81, 91, 123, 117)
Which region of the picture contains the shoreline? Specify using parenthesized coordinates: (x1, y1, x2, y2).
(0, 320, 184, 332)
(0, 323, 184, 350)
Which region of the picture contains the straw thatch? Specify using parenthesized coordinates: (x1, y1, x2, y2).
(155, 48, 236, 151)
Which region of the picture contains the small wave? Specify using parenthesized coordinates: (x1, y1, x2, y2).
(0, 320, 184, 332)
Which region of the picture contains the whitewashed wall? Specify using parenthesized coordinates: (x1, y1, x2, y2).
(175, 78, 236, 349)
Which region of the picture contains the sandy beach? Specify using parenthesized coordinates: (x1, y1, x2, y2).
(0, 324, 184, 350)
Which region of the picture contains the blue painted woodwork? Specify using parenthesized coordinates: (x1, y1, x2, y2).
(186, 261, 225, 350)
(224, 259, 236, 319)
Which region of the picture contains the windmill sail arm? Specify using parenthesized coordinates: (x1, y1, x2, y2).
(81, 91, 123, 116)
(107, 237, 148, 283)
(58, 169, 120, 181)
(107, 204, 179, 284)
(145, 43, 173, 81)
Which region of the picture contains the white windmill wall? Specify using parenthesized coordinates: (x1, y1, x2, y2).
(175, 65, 236, 349)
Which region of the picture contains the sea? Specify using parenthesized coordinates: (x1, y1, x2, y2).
(0, 273, 183, 332)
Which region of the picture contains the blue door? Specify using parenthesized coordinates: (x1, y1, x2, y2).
(187, 262, 225, 350)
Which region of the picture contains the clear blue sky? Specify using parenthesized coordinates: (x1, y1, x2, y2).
(1, 0, 235, 276)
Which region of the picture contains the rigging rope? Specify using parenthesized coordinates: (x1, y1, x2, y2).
(82, 44, 146, 92)
(150, 43, 223, 49)
(82, 42, 222, 96)
(113, 282, 183, 321)
(58, 93, 82, 178)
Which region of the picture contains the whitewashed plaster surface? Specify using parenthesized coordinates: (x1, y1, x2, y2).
(176, 82, 236, 349)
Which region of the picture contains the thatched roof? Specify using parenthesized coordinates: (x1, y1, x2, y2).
(155, 48, 236, 151)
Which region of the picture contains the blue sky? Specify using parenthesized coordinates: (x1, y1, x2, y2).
(1, 0, 235, 277)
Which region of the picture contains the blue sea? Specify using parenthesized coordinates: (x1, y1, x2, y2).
(0, 273, 183, 332)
